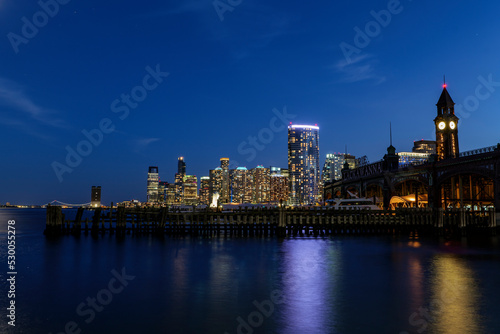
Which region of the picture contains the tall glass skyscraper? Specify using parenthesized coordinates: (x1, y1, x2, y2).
(322, 153, 357, 183)
(147, 166, 159, 203)
(288, 124, 320, 205)
(220, 158, 230, 203)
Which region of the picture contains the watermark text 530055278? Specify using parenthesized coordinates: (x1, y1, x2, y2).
(6, 220, 17, 327)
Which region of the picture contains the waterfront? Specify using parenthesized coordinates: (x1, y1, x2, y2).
(1, 208, 500, 333)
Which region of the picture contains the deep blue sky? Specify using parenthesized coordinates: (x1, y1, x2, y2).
(1, 0, 499, 205)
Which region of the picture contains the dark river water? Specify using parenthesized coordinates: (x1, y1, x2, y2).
(0, 208, 499, 334)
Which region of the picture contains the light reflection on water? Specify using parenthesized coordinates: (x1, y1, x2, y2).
(279, 239, 341, 334)
(0, 209, 499, 334)
(429, 255, 481, 334)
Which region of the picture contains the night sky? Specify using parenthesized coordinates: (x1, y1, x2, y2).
(1, 0, 499, 205)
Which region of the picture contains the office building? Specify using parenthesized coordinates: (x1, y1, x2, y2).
(251, 165, 270, 203)
(147, 166, 159, 203)
(165, 183, 176, 205)
(182, 175, 198, 205)
(220, 158, 230, 203)
(199, 176, 210, 205)
(230, 167, 253, 204)
(174, 157, 186, 204)
(209, 167, 223, 205)
(322, 153, 357, 184)
(398, 152, 430, 167)
(413, 140, 436, 154)
(158, 181, 168, 203)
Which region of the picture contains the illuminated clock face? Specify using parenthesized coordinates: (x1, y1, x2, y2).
(449, 121, 456, 130)
(438, 121, 446, 130)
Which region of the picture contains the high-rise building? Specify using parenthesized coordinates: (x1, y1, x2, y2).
(174, 157, 186, 204)
(199, 176, 210, 205)
(288, 124, 320, 205)
(91, 186, 101, 208)
(177, 157, 186, 175)
(182, 175, 198, 205)
(322, 153, 357, 184)
(220, 158, 230, 203)
(230, 167, 253, 203)
(251, 165, 270, 203)
(434, 84, 459, 160)
(413, 140, 436, 154)
(209, 167, 223, 205)
(270, 175, 289, 204)
(158, 181, 168, 203)
(147, 166, 159, 203)
(165, 183, 176, 205)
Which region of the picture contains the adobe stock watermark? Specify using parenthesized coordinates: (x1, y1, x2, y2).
(455, 74, 500, 119)
(213, 0, 242, 21)
(51, 64, 169, 182)
(339, 0, 406, 64)
(49, 267, 135, 334)
(237, 107, 296, 162)
(7, 0, 72, 54)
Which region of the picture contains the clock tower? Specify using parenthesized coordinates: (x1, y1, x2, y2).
(434, 83, 459, 160)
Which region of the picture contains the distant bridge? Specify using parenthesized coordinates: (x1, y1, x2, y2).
(48, 200, 91, 208)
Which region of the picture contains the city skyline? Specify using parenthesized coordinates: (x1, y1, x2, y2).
(2, 1, 500, 205)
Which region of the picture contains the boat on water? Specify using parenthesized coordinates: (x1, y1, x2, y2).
(325, 198, 380, 210)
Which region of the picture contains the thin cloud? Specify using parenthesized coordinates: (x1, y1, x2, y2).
(132, 137, 160, 153)
(333, 54, 386, 84)
(0, 78, 70, 130)
(136, 137, 160, 147)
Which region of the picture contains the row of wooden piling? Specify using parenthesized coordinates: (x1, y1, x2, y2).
(44, 205, 498, 237)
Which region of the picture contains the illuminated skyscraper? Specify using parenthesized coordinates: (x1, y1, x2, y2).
(177, 157, 186, 175)
(182, 175, 198, 205)
(158, 181, 168, 203)
(230, 167, 253, 203)
(199, 176, 210, 205)
(175, 157, 186, 204)
(209, 167, 223, 205)
(220, 158, 230, 203)
(322, 153, 357, 183)
(288, 124, 320, 205)
(165, 183, 176, 205)
(251, 165, 270, 203)
(147, 166, 159, 203)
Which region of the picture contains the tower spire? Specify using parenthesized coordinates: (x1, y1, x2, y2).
(434, 79, 459, 160)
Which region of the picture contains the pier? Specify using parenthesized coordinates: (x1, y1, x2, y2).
(45, 205, 498, 237)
